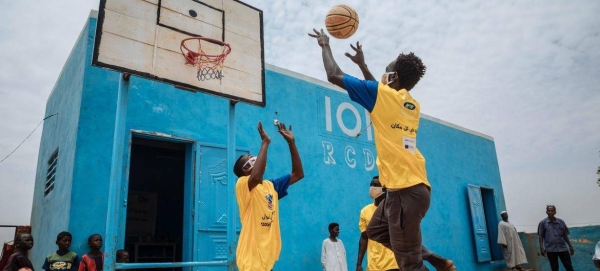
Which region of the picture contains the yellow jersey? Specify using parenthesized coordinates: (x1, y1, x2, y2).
(235, 176, 281, 271)
(359, 203, 398, 271)
(343, 75, 429, 189)
(371, 85, 429, 189)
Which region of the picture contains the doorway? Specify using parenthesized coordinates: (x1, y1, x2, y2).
(125, 137, 187, 271)
(481, 187, 503, 261)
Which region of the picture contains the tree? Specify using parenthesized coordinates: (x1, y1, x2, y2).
(597, 166, 600, 187)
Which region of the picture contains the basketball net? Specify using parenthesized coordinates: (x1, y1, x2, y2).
(180, 37, 232, 81)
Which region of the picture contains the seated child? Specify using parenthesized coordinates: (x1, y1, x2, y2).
(42, 232, 79, 271)
(3, 234, 35, 271)
(78, 234, 103, 271)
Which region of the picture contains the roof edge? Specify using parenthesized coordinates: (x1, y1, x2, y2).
(265, 64, 494, 141)
(46, 12, 97, 103)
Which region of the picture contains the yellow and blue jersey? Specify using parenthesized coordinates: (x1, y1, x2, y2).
(343, 75, 429, 189)
(235, 174, 290, 271)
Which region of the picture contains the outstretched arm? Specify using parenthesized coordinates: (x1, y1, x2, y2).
(278, 122, 304, 185)
(345, 41, 375, 81)
(356, 232, 367, 271)
(248, 122, 270, 191)
(309, 28, 345, 88)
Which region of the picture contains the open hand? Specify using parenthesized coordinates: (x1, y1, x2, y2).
(277, 122, 294, 144)
(540, 248, 546, 257)
(258, 121, 270, 143)
(345, 41, 365, 65)
(308, 28, 330, 47)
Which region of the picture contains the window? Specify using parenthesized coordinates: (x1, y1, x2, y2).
(45, 149, 58, 196)
(467, 185, 503, 262)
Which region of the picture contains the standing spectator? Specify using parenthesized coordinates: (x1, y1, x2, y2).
(537, 205, 574, 271)
(593, 240, 600, 270)
(42, 232, 79, 271)
(78, 234, 103, 271)
(3, 234, 34, 271)
(322, 223, 348, 271)
(497, 211, 527, 270)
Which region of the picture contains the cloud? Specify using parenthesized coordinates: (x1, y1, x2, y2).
(0, 0, 99, 242)
(0, 0, 599, 241)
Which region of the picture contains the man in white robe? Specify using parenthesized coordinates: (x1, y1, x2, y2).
(498, 211, 528, 270)
(322, 222, 348, 271)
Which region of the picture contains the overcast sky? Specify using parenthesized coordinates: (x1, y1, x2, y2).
(0, 0, 599, 243)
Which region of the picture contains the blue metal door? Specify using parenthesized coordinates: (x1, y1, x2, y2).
(467, 184, 492, 262)
(195, 145, 245, 270)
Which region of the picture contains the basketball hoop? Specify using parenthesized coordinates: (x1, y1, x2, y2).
(180, 37, 232, 81)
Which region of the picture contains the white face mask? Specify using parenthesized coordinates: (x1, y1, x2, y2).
(369, 187, 385, 199)
(381, 72, 396, 85)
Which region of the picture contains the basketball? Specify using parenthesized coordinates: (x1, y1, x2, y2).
(325, 5, 359, 39)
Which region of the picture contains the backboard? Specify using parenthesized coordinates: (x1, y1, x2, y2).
(93, 0, 265, 106)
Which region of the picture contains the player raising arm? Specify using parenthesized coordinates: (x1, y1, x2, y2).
(309, 29, 455, 271)
(233, 121, 304, 271)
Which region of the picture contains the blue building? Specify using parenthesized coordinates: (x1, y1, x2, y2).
(31, 12, 508, 271)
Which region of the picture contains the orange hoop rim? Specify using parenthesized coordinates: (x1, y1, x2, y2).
(180, 37, 232, 81)
(180, 37, 231, 58)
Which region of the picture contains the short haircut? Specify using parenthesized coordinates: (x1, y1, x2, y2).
(88, 234, 102, 243)
(233, 155, 249, 177)
(56, 231, 72, 242)
(116, 250, 128, 257)
(328, 222, 339, 231)
(394, 52, 426, 91)
(15, 233, 30, 246)
(370, 176, 380, 186)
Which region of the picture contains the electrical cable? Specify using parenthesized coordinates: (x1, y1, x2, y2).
(0, 113, 58, 165)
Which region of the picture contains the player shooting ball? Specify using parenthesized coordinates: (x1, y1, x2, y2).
(233, 121, 304, 271)
(309, 28, 456, 271)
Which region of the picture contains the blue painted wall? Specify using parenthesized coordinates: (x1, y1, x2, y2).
(417, 117, 506, 271)
(32, 14, 509, 271)
(29, 18, 89, 266)
(520, 225, 600, 271)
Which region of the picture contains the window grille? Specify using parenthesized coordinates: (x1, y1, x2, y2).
(45, 149, 58, 196)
